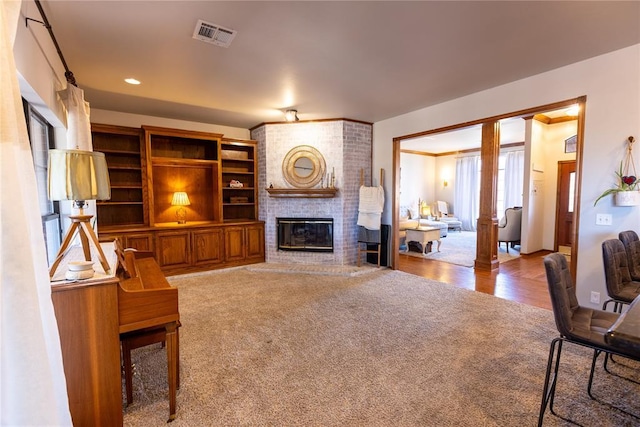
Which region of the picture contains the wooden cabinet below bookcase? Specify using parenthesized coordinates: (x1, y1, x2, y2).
(224, 223, 265, 262)
(99, 221, 264, 275)
(155, 227, 224, 270)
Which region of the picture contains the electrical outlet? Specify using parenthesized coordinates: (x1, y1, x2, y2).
(595, 214, 612, 226)
(590, 291, 600, 304)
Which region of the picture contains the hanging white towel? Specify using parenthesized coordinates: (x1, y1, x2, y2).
(357, 185, 384, 230)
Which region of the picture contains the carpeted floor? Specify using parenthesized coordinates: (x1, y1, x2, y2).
(402, 231, 520, 267)
(122, 267, 639, 426)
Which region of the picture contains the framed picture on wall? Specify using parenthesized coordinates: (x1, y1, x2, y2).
(565, 135, 577, 153)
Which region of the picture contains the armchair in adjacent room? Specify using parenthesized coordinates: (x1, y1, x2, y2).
(497, 207, 522, 253)
(431, 200, 462, 232)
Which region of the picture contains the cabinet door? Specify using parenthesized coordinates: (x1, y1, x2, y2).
(224, 226, 245, 261)
(157, 231, 191, 268)
(125, 232, 155, 252)
(245, 224, 265, 261)
(192, 228, 224, 265)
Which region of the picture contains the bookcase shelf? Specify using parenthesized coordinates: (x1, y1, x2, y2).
(92, 124, 147, 228)
(221, 138, 258, 221)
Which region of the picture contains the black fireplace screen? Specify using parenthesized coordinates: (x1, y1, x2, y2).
(277, 218, 334, 252)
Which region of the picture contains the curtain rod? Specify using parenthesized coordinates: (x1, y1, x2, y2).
(26, 0, 76, 86)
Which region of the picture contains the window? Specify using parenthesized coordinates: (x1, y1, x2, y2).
(24, 100, 60, 264)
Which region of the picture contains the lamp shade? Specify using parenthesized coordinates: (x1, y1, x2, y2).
(48, 149, 111, 201)
(421, 202, 431, 217)
(171, 191, 191, 206)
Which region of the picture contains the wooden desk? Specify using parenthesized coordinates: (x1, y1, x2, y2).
(606, 296, 640, 357)
(406, 226, 441, 253)
(51, 244, 123, 427)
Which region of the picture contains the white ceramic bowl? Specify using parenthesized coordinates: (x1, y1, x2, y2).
(65, 269, 95, 280)
(67, 261, 94, 272)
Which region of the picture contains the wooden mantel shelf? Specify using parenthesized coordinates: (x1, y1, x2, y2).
(266, 188, 338, 198)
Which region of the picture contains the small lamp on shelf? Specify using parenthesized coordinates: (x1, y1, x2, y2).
(47, 149, 112, 278)
(420, 200, 431, 219)
(171, 191, 191, 224)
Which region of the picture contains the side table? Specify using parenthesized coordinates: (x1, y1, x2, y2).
(406, 227, 441, 254)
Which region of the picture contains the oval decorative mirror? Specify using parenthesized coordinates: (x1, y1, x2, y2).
(282, 145, 326, 188)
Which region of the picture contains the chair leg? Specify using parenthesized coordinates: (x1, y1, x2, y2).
(122, 339, 134, 405)
(538, 338, 563, 426)
(587, 349, 603, 399)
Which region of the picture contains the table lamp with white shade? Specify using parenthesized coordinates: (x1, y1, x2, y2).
(171, 191, 191, 224)
(47, 149, 111, 278)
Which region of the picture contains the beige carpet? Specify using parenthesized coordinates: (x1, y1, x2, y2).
(122, 267, 639, 426)
(403, 231, 520, 267)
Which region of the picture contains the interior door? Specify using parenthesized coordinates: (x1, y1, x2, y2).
(555, 160, 576, 251)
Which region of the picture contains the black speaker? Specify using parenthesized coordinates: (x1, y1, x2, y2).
(367, 224, 390, 267)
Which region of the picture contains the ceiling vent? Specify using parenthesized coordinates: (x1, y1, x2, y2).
(192, 19, 237, 48)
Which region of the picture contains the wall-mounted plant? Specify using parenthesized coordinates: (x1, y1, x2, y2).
(594, 136, 639, 206)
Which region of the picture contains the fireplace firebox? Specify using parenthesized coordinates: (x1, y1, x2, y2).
(277, 218, 334, 252)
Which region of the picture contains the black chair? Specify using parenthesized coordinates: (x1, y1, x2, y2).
(601, 238, 640, 313)
(539, 253, 638, 426)
(619, 230, 640, 281)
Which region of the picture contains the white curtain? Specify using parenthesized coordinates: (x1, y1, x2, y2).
(0, 0, 72, 424)
(454, 156, 480, 231)
(503, 150, 525, 212)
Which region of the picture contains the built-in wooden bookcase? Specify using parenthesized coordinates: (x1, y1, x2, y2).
(95, 124, 264, 274)
(91, 124, 147, 229)
(143, 126, 223, 226)
(221, 138, 257, 222)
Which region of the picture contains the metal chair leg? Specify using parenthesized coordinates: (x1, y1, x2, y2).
(587, 349, 602, 399)
(538, 338, 563, 426)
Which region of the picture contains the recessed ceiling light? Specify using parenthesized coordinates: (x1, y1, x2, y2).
(124, 78, 141, 85)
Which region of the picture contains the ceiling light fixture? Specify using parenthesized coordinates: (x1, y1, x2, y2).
(284, 109, 299, 122)
(124, 78, 141, 85)
(565, 105, 579, 116)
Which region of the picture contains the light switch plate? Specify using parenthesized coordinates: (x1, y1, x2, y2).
(596, 214, 612, 226)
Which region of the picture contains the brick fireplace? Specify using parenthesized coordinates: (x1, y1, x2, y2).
(251, 120, 372, 265)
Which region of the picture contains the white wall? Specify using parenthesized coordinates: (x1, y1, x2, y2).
(522, 119, 546, 253)
(541, 121, 578, 250)
(400, 152, 434, 210)
(14, 2, 66, 129)
(374, 44, 640, 307)
(435, 156, 456, 207)
(91, 109, 249, 140)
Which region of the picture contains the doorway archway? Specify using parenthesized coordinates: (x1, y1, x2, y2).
(392, 96, 585, 281)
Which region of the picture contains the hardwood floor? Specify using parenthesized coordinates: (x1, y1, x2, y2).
(398, 250, 553, 310)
